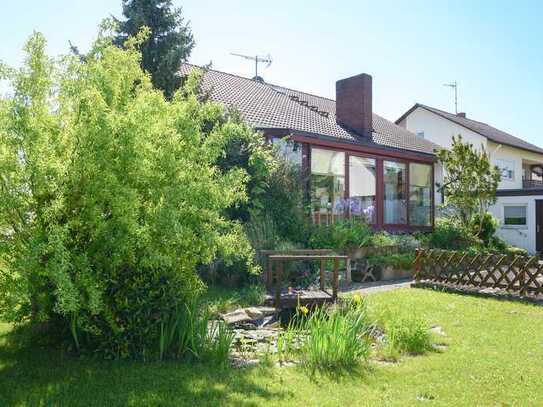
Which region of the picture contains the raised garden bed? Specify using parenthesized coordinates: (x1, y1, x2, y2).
(348, 245, 415, 283)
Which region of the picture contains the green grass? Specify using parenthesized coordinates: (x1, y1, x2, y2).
(3, 288, 543, 406)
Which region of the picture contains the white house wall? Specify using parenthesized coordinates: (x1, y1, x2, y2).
(401, 106, 543, 253)
(489, 195, 543, 254)
(400, 107, 487, 151)
(487, 141, 543, 190)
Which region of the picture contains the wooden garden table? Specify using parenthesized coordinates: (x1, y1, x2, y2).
(267, 254, 350, 308)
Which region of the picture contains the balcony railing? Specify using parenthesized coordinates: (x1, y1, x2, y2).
(522, 179, 543, 189)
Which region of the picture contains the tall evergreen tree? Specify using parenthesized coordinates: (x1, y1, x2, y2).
(114, 0, 195, 98)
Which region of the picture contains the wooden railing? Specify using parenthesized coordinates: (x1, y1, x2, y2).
(414, 249, 543, 297)
(311, 211, 348, 226)
(261, 249, 334, 289)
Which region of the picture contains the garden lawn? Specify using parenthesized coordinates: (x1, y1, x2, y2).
(2, 288, 543, 406)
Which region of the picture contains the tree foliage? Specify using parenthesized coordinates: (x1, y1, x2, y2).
(114, 0, 195, 98)
(0, 29, 258, 358)
(437, 135, 501, 233)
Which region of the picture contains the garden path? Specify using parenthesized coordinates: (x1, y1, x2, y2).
(341, 278, 413, 296)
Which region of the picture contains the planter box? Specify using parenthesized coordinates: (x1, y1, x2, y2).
(346, 245, 402, 260)
(346, 245, 410, 283)
(381, 266, 413, 281)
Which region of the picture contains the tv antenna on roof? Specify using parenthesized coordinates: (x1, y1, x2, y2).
(230, 53, 272, 81)
(443, 81, 458, 114)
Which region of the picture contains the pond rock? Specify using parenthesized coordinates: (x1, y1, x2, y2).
(245, 306, 276, 320)
(221, 308, 252, 325)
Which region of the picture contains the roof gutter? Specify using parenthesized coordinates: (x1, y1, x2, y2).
(286, 131, 437, 163)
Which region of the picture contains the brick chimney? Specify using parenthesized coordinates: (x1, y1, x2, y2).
(457, 112, 466, 118)
(336, 73, 373, 137)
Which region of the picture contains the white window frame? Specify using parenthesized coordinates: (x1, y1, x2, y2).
(502, 204, 528, 229)
(496, 159, 515, 181)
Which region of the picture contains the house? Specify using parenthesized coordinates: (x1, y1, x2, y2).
(180, 64, 440, 232)
(396, 104, 543, 254)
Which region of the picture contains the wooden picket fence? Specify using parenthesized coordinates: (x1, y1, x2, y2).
(414, 249, 543, 297)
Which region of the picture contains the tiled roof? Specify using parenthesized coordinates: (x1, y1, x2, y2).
(397, 103, 543, 155)
(180, 64, 439, 156)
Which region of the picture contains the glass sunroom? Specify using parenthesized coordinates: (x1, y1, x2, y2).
(273, 138, 434, 231)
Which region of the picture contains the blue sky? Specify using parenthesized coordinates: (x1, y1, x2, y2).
(2, 1, 542, 146)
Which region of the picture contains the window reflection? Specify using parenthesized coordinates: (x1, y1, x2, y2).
(271, 137, 302, 167)
(349, 156, 376, 224)
(384, 161, 407, 224)
(409, 163, 432, 226)
(311, 148, 345, 221)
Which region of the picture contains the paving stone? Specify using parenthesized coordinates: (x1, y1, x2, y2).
(430, 325, 446, 336)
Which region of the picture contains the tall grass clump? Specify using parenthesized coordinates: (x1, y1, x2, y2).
(290, 298, 372, 371)
(382, 313, 432, 356)
(159, 300, 234, 366)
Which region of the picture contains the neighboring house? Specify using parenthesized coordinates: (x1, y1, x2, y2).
(180, 64, 440, 232)
(397, 104, 543, 254)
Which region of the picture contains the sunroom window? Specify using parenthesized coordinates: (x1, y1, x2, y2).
(349, 156, 376, 223)
(311, 148, 345, 218)
(271, 137, 302, 167)
(384, 161, 407, 224)
(409, 163, 432, 226)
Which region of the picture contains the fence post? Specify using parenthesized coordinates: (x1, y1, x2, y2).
(518, 256, 530, 296)
(319, 259, 325, 291)
(266, 255, 273, 290)
(414, 248, 422, 281)
(274, 261, 283, 309)
(345, 257, 352, 286)
(332, 259, 339, 302)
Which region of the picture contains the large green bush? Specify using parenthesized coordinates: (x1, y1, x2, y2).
(424, 218, 480, 250)
(209, 157, 309, 286)
(259, 158, 308, 244)
(0, 30, 257, 358)
(470, 212, 498, 247)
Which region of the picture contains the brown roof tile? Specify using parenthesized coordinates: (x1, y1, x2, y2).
(396, 104, 543, 155)
(180, 64, 439, 156)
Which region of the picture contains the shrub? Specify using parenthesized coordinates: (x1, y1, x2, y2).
(0, 31, 256, 358)
(366, 231, 396, 248)
(261, 158, 309, 245)
(427, 218, 480, 250)
(505, 246, 529, 257)
(308, 220, 373, 250)
(392, 234, 421, 251)
(470, 212, 498, 247)
(289, 300, 372, 371)
(367, 253, 416, 270)
(214, 158, 309, 286)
